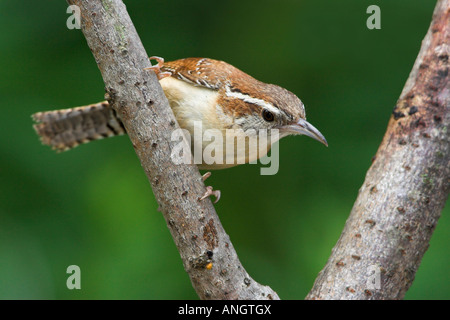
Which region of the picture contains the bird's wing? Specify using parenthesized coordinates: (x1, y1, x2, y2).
(161, 57, 250, 91)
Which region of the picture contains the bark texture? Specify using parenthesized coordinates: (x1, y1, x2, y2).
(66, 0, 279, 300)
(307, 0, 449, 300)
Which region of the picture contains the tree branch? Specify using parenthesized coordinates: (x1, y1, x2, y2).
(307, 0, 449, 300)
(66, 0, 279, 300)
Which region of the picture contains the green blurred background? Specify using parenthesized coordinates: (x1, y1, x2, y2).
(0, 0, 448, 299)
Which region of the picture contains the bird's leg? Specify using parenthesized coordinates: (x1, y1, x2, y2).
(145, 56, 171, 80)
(199, 172, 221, 204)
(202, 172, 212, 181)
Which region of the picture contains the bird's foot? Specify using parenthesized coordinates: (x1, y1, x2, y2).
(198, 172, 221, 204)
(145, 56, 171, 80)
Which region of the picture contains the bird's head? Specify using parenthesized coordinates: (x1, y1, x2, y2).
(227, 83, 328, 147)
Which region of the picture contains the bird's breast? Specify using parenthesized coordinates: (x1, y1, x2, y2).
(159, 77, 273, 169)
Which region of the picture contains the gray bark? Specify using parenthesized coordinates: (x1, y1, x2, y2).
(306, 0, 449, 300)
(66, 0, 279, 300)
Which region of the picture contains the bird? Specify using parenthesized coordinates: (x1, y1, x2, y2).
(32, 57, 327, 203)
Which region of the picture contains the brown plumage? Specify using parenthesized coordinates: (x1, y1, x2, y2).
(162, 58, 304, 121)
(32, 57, 326, 168)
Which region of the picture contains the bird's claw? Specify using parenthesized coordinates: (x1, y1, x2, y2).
(145, 56, 171, 80)
(199, 186, 221, 204)
(199, 172, 221, 204)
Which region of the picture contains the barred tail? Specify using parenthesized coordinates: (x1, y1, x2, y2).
(32, 101, 126, 151)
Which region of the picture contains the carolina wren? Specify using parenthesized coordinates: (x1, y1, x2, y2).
(33, 57, 327, 202)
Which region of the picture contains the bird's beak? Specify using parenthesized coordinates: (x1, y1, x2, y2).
(280, 118, 328, 147)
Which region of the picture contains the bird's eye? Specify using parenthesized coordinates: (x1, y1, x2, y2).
(262, 109, 275, 122)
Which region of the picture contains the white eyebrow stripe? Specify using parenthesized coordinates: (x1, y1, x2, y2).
(225, 86, 281, 115)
